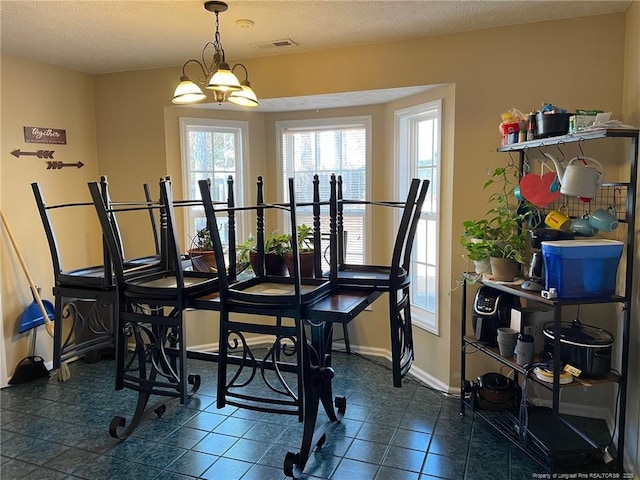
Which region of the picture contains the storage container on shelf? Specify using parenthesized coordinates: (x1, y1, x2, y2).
(541, 239, 624, 298)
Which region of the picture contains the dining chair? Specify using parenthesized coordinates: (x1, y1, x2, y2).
(198, 176, 338, 477)
(334, 176, 430, 387)
(87, 177, 219, 439)
(32, 177, 169, 368)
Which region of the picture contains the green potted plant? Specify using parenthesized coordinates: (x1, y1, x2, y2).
(284, 224, 315, 277)
(460, 218, 492, 275)
(188, 227, 217, 273)
(238, 231, 290, 276)
(461, 166, 529, 281)
(236, 234, 256, 266)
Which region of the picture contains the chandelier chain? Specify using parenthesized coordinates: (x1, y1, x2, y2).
(213, 10, 225, 64)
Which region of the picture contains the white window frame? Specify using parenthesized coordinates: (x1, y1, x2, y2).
(179, 117, 249, 247)
(276, 116, 373, 263)
(395, 100, 442, 335)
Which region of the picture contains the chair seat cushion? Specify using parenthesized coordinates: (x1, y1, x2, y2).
(336, 264, 409, 290)
(227, 277, 332, 309)
(125, 272, 218, 300)
(58, 266, 108, 288)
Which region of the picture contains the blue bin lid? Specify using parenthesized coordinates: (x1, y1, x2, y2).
(542, 239, 623, 258)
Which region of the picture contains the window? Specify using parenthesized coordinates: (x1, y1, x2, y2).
(396, 100, 441, 334)
(277, 117, 371, 265)
(180, 118, 247, 248)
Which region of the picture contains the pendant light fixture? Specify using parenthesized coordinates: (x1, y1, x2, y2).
(172, 1, 258, 107)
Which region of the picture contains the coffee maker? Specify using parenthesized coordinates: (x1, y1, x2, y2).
(524, 228, 574, 291)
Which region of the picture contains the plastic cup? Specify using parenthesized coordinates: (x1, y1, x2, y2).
(497, 327, 518, 357)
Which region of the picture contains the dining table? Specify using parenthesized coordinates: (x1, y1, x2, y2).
(86, 172, 404, 478)
(186, 263, 383, 477)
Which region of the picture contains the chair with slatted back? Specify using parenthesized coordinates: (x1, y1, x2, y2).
(32, 177, 165, 368)
(88, 177, 219, 439)
(334, 177, 430, 387)
(197, 176, 339, 477)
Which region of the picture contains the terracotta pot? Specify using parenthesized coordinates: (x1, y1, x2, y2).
(489, 257, 519, 282)
(283, 252, 314, 278)
(188, 250, 217, 273)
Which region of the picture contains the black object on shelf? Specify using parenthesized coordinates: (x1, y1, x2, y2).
(472, 286, 515, 346)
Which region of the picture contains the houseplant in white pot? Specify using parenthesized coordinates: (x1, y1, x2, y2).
(460, 219, 492, 275)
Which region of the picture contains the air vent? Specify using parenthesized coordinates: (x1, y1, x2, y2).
(252, 38, 299, 49)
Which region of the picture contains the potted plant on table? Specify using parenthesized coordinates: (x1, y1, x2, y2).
(237, 231, 290, 276)
(263, 231, 291, 276)
(188, 227, 217, 273)
(460, 166, 529, 282)
(284, 224, 315, 277)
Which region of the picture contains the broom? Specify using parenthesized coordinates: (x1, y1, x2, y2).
(0, 208, 71, 382)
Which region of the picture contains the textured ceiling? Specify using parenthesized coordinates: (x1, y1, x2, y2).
(0, 1, 631, 111)
(1, 1, 632, 75)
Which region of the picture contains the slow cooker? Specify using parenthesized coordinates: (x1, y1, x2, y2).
(543, 320, 614, 378)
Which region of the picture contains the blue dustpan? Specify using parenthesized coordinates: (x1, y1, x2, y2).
(19, 298, 55, 333)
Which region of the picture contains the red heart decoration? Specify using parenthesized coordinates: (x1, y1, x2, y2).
(519, 172, 562, 207)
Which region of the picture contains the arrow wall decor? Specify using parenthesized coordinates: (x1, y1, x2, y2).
(11, 148, 55, 159)
(46, 161, 84, 170)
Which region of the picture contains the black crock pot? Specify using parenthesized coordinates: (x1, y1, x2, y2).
(542, 320, 614, 378)
(535, 111, 572, 138)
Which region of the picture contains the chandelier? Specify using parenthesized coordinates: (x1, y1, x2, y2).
(172, 1, 258, 107)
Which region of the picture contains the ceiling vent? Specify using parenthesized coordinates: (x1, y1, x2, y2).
(252, 38, 299, 49)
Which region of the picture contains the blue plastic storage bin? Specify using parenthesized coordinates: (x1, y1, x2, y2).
(542, 239, 623, 298)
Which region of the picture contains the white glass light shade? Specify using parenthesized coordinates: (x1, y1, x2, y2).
(228, 83, 259, 107)
(172, 76, 207, 104)
(207, 62, 242, 92)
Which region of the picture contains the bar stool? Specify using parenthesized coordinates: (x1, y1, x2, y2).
(334, 177, 430, 387)
(88, 177, 219, 439)
(197, 176, 338, 477)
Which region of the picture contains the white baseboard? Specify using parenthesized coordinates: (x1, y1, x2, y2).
(190, 338, 456, 396)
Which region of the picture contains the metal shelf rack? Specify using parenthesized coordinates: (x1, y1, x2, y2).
(461, 128, 638, 473)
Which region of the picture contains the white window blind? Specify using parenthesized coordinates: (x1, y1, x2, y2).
(279, 118, 370, 265)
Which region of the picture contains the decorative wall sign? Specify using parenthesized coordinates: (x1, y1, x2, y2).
(46, 161, 84, 170)
(23, 126, 67, 145)
(11, 148, 55, 159)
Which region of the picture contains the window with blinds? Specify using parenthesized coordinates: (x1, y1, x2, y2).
(180, 118, 247, 249)
(279, 118, 371, 265)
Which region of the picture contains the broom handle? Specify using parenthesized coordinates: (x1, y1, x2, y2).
(0, 208, 54, 329)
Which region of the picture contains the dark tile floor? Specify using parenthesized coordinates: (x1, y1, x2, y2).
(0, 351, 569, 480)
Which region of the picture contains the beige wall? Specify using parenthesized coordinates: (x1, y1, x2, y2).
(0, 56, 101, 384)
(1, 8, 638, 472)
(90, 12, 628, 386)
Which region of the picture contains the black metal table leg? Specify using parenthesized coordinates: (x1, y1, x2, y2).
(284, 321, 346, 478)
